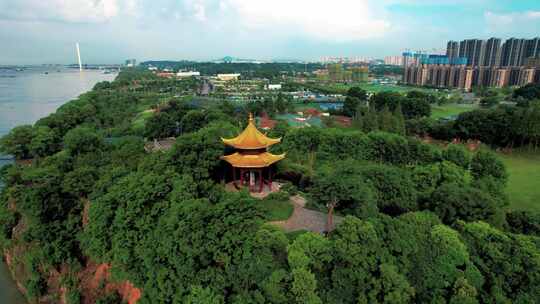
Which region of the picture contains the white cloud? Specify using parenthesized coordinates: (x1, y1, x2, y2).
(186, 0, 208, 22)
(222, 0, 391, 42)
(485, 10, 540, 25)
(526, 11, 540, 19)
(484, 10, 540, 36)
(0, 0, 130, 23)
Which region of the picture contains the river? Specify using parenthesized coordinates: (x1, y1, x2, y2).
(0, 66, 117, 303)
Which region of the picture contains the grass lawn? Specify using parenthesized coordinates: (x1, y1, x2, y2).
(360, 83, 437, 94)
(431, 104, 477, 119)
(260, 199, 294, 221)
(500, 151, 540, 212)
(311, 82, 449, 95)
(131, 110, 154, 132)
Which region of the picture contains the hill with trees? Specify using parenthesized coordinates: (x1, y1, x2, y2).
(1, 69, 539, 303)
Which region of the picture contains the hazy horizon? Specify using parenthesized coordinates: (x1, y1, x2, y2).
(1, 0, 540, 65)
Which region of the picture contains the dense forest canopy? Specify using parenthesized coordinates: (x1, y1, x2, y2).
(1, 69, 539, 303)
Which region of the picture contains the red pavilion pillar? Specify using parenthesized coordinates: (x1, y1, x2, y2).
(240, 168, 244, 188)
(259, 169, 263, 192)
(232, 166, 236, 187)
(268, 166, 272, 191)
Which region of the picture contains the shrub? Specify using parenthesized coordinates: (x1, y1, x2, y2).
(506, 210, 540, 236)
(471, 150, 507, 184)
(443, 144, 471, 169)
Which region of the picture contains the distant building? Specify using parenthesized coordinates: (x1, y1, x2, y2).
(176, 71, 200, 78)
(384, 56, 403, 66)
(403, 54, 540, 91)
(483, 38, 502, 67)
(267, 84, 282, 90)
(458, 39, 485, 67)
(125, 59, 137, 67)
(500, 38, 526, 67)
(446, 41, 459, 59)
(156, 72, 175, 78)
(500, 37, 540, 67)
(350, 66, 369, 82)
(320, 56, 372, 64)
(217, 73, 241, 81)
(444, 37, 540, 70)
(525, 56, 540, 68)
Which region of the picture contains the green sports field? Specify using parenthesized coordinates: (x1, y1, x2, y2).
(313, 82, 444, 94)
(500, 151, 540, 212)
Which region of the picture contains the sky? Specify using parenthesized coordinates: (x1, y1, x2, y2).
(0, 0, 539, 64)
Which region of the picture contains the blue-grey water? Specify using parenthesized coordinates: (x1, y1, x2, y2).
(0, 66, 116, 303)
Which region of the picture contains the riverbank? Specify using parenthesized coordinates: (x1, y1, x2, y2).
(0, 67, 117, 304)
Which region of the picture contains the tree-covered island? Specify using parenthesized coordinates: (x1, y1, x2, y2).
(1, 68, 540, 304)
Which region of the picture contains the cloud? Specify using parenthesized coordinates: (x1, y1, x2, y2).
(0, 0, 128, 23)
(485, 10, 540, 25)
(526, 11, 540, 18)
(484, 10, 540, 35)
(221, 0, 391, 42)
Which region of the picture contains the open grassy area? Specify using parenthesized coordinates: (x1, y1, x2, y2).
(260, 199, 294, 221)
(431, 104, 477, 119)
(131, 109, 154, 132)
(500, 151, 540, 212)
(310, 82, 450, 95)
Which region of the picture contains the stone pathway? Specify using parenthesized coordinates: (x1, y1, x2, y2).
(270, 195, 343, 234)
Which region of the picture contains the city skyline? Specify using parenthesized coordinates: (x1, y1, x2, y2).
(1, 0, 540, 64)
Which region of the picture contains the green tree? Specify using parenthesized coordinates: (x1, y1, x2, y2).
(393, 104, 406, 135)
(63, 127, 105, 155)
(185, 286, 224, 304)
(0, 125, 34, 159)
(458, 221, 540, 302)
(428, 183, 499, 225)
(378, 105, 395, 133)
(347, 87, 367, 100)
(359, 164, 418, 215)
(480, 96, 500, 108)
(513, 83, 540, 100)
(310, 161, 377, 230)
(144, 112, 176, 139)
(470, 150, 507, 184)
(343, 96, 361, 117)
(30, 126, 59, 157)
(180, 110, 207, 133)
(443, 144, 471, 169)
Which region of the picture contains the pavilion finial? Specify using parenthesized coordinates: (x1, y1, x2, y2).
(249, 112, 254, 122)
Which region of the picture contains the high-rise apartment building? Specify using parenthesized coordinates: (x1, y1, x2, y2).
(402, 52, 540, 91)
(523, 38, 540, 62)
(446, 41, 459, 59)
(500, 38, 526, 67)
(446, 37, 539, 68)
(482, 38, 501, 67)
(410, 37, 540, 90)
(458, 39, 485, 67)
(499, 38, 539, 67)
(384, 56, 403, 66)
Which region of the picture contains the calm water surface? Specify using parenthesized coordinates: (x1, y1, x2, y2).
(0, 66, 116, 303)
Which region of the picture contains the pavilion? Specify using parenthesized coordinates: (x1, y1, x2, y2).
(221, 114, 285, 193)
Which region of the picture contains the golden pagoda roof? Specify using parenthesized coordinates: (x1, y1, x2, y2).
(221, 113, 281, 149)
(220, 152, 285, 168)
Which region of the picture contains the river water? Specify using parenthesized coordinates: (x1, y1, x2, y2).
(0, 66, 116, 303)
